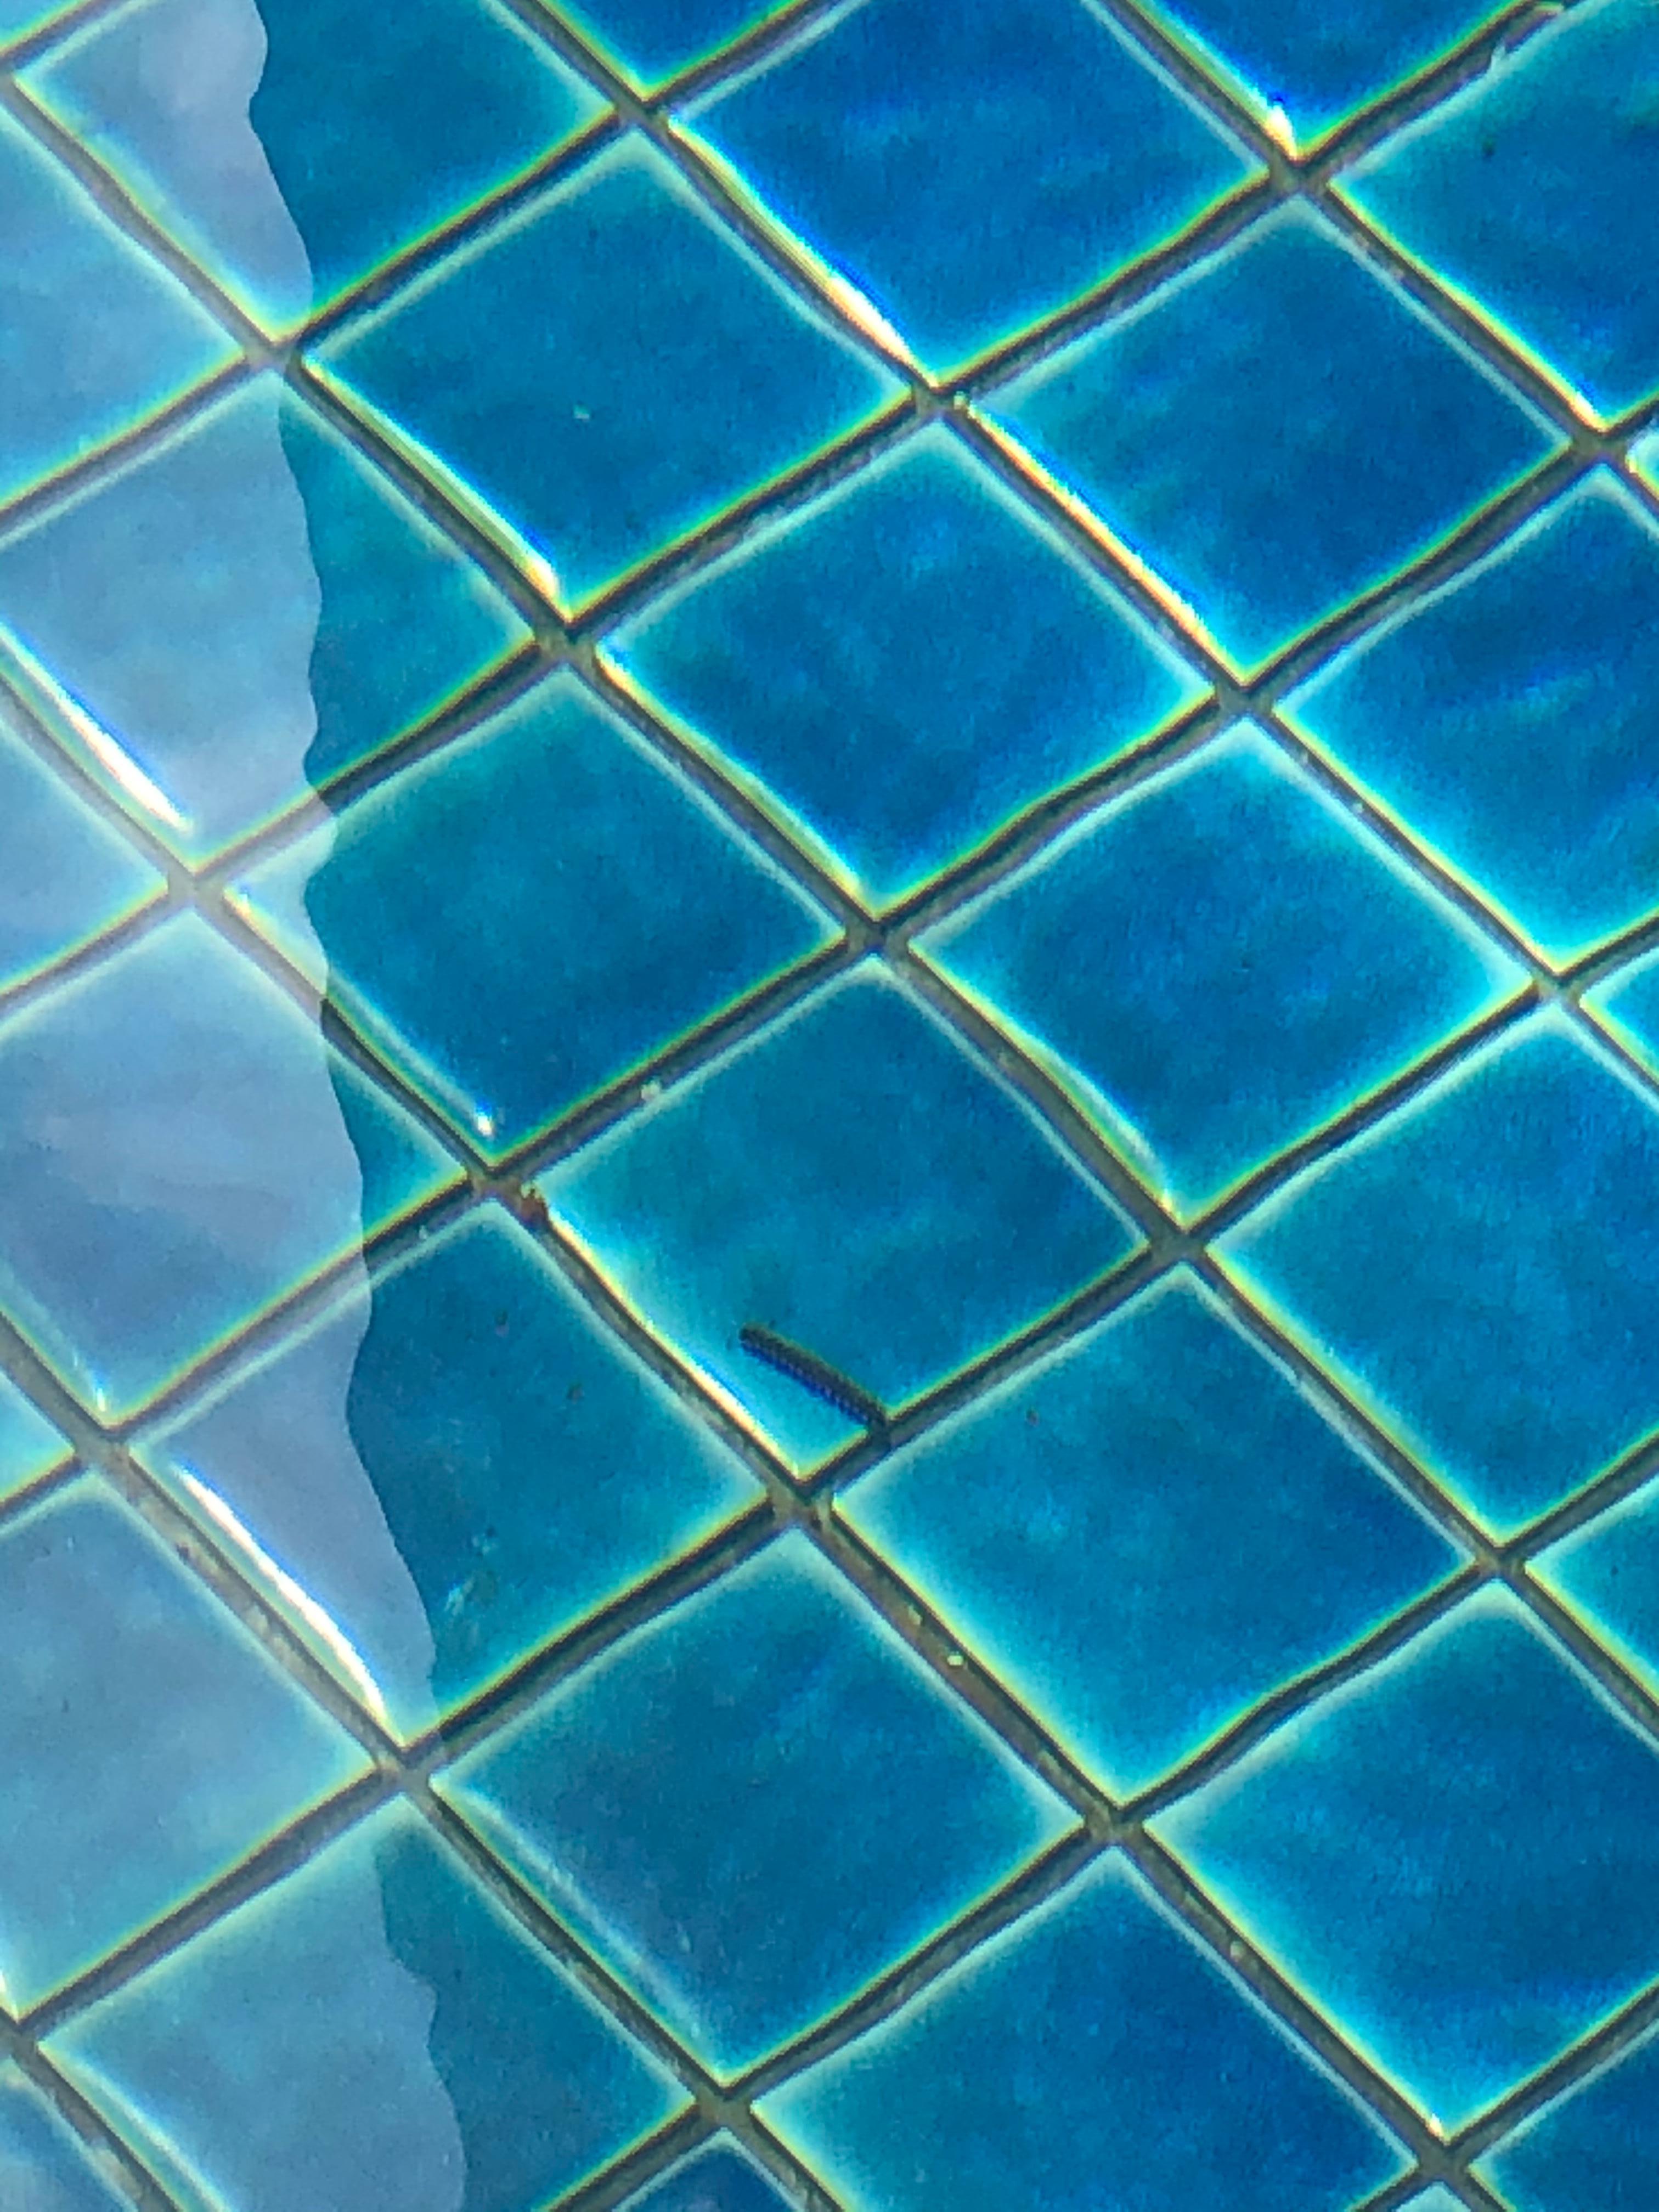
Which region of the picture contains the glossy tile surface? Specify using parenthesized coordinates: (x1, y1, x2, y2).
(616, 2141, 793, 2212)
(0, 2060, 130, 2211)
(1476, 2027, 1659, 2212)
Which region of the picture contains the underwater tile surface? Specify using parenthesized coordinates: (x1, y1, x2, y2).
(0, 2059, 131, 2211)
(1476, 2025, 1659, 2211)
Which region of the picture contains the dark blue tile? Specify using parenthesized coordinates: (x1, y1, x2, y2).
(141, 1207, 761, 1741)
(1534, 1476, 1659, 1714)
(844, 1272, 1458, 1798)
(1144, 0, 1505, 145)
(270, 673, 831, 1161)
(0, 110, 231, 506)
(541, 969, 1137, 1470)
(1476, 2025, 1659, 2211)
(1221, 1014, 1659, 1537)
(0, 2062, 131, 2211)
(0, 379, 528, 862)
(1155, 1590, 1659, 2131)
(0, 1476, 365, 2014)
(605, 427, 1204, 909)
(0, 916, 457, 1420)
(441, 1534, 1074, 2077)
(1341, 0, 1659, 423)
(618, 2140, 793, 2212)
(560, 0, 789, 89)
(48, 1802, 686, 2211)
(760, 1854, 1403, 2210)
(317, 139, 900, 612)
(922, 726, 1519, 1218)
(1284, 475, 1659, 967)
(0, 1372, 69, 1508)
(1586, 946, 1659, 1089)
(989, 206, 1555, 670)
(26, 0, 605, 332)
(685, 0, 1255, 376)
(0, 707, 161, 992)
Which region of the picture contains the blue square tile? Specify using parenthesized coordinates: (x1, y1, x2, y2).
(1221, 1014, 1659, 1537)
(759, 1854, 1404, 2211)
(440, 1533, 1074, 2078)
(25, 0, 606, 332)
(843, 1272, 1458, 1798)
(921, 727, 1520, 1218)
(1154, 1590, 1659, 2131)
(1142, 0, 1507, 146)
(988, 206, 1555, 670)
(1284, 475, 1659, 967)
(0, 916, 458, 1421)
(0, 704, 161, 993)
(1476, 2025, 1659, 2211)
(1533, 1476, 1659, 1714)
(1340, 0, 1659, 424)
(617, 2140, 793, 2212)
(140, 1207, 761, 1742)
(0, 1370, 70, 1508)
(48, 1802, 686, 2212)
(604, 427, 1204, 910)
(0, 2062, 131, 2211)
(242, 674, 831, 1161)
(0, 378, 528, 862)
(0, 1475, 365, 2015)
(315, 139, 900, 612)
(0, 110, 232, 506)
(684, 0, 1255, 377)
(560, 0, 790, 89)
(1585, 945, 1659, 1090)
(541, 969, 1137, 1469)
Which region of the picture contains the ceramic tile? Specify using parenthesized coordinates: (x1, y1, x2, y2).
(24, 0, 606, 332)
(48, 1802, 687, 2212)
(843, 1271, 1459, 1798)
(0, 110, 233, 510)
(684, 0, 1256, 377)
(315, 138, 901, 612)
(558, 0, 790, 90)
(245, 673, 832, 1161)
(0, 704, 161, 992)
(603, 426, 1205, 910)
(1155, 1589, 1659, 2131)
(139, 1206, 761, 1741)
(760, 1853, 1404, 2211)
(439, 1533, 1075, 2078)
(541, 968, 1138, 1469)
(1284, 474, 1659, 967)
(1476, 2024, 1659, 2211)
(1533, 1476, 1659, 1711)
(615, 2140, 792, 2212)
(0, 1371, 70, 1507)
(1221, 1013, 1659, 1537)
(0, 1474, 366, 2015)
(0, 377, 528, 861)
(0, 915, 458, 1421)
(0, 2060, 131, 2211)
(988, 205, 1555, 670)
(1585, 947, 1659, 1089)
(1341, 0, 1659, 423)
(922, 725, 1521, 1217)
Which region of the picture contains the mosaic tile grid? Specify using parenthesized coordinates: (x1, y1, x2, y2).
(1, 0, 1658, 2205)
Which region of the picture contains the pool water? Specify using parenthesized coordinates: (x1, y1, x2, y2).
(2, 0, 1658, 2206)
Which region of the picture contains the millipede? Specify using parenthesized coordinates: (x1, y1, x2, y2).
(738, 1324, 890, 1435)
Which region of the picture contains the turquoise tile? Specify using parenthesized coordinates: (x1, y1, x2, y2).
(559, 0, 790, 89)
(843, 1272, 1458, 1798)
(1284, 475, 1659, 967)
(48, 1802, 686, 2212)
(605, 427, 1204, 910)
(1221, 1014, 1659, 1537)
(1476, 2025, 1659, 2211)
(541, 969, 1137, 1469)
(440, 1534, 1074, 2078)
(617, 2140, 792, 2212)
(922, 726, 1521, 1218)
(0, 377, 528, 863)
(0, 1370, 70, 1507)
(0, 0, 78, 38)
(141, 1207, 761, 1742)
(315, 139, 900, 611)
(1143, 0, 1505, 145)
(989, 206, 1555, 671)
(26, 0, 605, 333)
(0, 915, 457, 1421)
(1341, 0, 1659, 422)
(760, 1854, 1403, 2211)
(1533, 1477, 1659, 1712)
(274, 673, 831, 1161)
(1404, 2195, 1464, 2212)
(1154, 1590, 1659, 2132)
(0, 1475, 365, 2015)
(0, 111, 233, 508)
(0, 2061, 131, 2211)
(685, 0, 1256, 377)
(0, 706, 161, 992)
(1586, 946, 1659, 1089)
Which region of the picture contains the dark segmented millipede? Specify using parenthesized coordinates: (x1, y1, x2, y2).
(738, 1324, 889, 1435)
